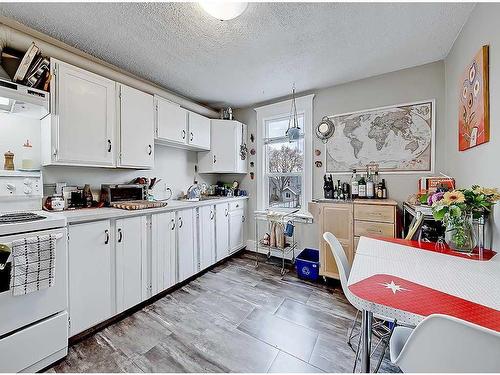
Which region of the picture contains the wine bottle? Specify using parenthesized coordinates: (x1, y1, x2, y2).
(358, 174, 366, 198)
(366, 172, 375, 199)
(351, 169, 359, 199)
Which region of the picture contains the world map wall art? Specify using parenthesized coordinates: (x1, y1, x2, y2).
(459, 45, 489, 151)
(325, 100, 434, 173)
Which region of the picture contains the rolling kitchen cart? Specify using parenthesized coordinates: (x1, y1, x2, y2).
(254, 208, 300, 277)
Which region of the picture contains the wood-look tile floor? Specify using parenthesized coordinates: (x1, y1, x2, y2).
(48, 252, 400, 373)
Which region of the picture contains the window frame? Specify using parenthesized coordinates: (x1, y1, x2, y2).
(255, 94, 314, 212)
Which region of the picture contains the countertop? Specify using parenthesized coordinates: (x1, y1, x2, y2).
(59, 196, 248, 224)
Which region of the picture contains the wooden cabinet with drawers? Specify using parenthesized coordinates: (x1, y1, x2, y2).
(309, 199, 397, 280)
(353, 200, 397, 252)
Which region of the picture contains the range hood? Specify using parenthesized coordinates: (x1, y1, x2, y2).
(0, 78, 49, 119)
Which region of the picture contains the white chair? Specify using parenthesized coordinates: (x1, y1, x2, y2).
(323, 232, 395, 373)
(390, 314, 500, 373)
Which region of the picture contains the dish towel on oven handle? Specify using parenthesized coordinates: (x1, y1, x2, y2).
(9, 233, 63, 296)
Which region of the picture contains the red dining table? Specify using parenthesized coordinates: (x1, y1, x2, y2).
(348, 236, 500, 373)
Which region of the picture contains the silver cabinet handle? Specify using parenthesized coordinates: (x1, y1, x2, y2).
(182, 130, 186, 139)
(213, 155, 216, 164)
(210, 210, 214, 220)
(104, 229, 109, 244)
(148, 144, 152, 155)
(225, 208, 228, 217)
(117, 228, 123, 243)
(190, 132, 194, 142)
(108, 139, 112, 152)
(242, 215, 245, 223)
(178, 217, 183, 228)
(170, 218, 175, 230)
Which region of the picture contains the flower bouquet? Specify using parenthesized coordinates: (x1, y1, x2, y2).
(430, 186, 500, 252)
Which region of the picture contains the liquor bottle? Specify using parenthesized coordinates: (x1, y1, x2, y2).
(323, 175, 329, 199)
(342, 182, 350, 200)
(327, 175, 334, 199)
(358, 174, 366, 198)
(366, 172, 375, 199)
(377, 178, 383, 199)
(382, 179, 387, 199)
(351, 169, 359, 199)
(333, 185, 338, 200)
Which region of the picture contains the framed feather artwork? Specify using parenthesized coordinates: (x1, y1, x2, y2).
(459, 45, 489, 151)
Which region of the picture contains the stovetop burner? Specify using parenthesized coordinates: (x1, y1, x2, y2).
(0, 212, 46, 224)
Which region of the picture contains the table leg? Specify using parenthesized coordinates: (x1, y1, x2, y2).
(360, 309, 373, 373)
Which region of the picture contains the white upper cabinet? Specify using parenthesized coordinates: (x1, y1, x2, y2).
(42, 58, 116, 167)
(156, 96, 188, 146)
(117, 84, 154, 169)
(198, 120, 248, 174)
(187, 111, 211, 150)
(155, 96, 211, 151)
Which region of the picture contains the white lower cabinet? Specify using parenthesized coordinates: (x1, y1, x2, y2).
(215, 203, 230, 261)
(177, 209, 197, 282)
(68, 220, 113, 337)
(151, 212, 177, 295)
(199, 205, 216, 270)
(115, 216, 148, 313)
(67, 200, 247, 336)
(229, 209, 245, 253)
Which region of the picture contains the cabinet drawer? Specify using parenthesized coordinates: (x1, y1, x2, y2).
(354, 204, 395, 223)
(229, 200, 244, 211)
(355, 220, 394, 237)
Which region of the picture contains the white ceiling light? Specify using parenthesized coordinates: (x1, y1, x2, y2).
(199, 1, 248, 21)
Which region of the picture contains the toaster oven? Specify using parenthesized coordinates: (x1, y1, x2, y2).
(100, 184, 148, 206)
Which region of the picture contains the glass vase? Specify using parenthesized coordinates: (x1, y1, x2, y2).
(445, 212, 477, 253)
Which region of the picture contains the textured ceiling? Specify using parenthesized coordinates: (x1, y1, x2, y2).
(0, 2, 474, 109)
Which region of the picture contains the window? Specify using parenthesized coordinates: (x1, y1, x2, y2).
(255, 94, 314, 211)
(264, 114, 304, 209)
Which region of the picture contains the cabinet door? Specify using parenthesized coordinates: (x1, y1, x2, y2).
(211, 120, 236, 172)
(119, 85, 154, 168)
(320, 204, 353, 279)
(151, 212, 177, 295)
(229, 209, 245, 253)
(215, 203, 229, 261)
(156, 97, 188, 145)
(53, 60, 115, 166)
(68, 220, 112, 336)
(188, 111, 211, 150)
(199, 205, 216, 270)
(116, 216, 148, 313)
(177, 209, 196, 282)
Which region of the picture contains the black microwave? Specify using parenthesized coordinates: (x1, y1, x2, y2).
(100, 184, 148, 206)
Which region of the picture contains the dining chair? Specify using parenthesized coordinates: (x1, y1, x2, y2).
(390, 314, 500, 372)
(323, 232, 395, 373)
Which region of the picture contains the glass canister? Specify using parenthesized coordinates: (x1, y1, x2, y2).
(21, 140, 35, 170)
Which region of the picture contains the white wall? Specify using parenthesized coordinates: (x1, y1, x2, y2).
(235, 61, 446, 248)
(0, 113, 41, 170)
(0, 112, 215, 199)
(42, 146, 216, 200)
(443, 3, 500, 246)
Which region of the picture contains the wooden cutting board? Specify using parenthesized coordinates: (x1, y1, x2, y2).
(110, 200, 168, 210)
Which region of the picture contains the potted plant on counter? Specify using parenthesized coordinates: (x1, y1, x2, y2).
(430, 186, 500, 252)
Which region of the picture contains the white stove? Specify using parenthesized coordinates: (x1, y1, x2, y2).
(0, 170, 68, 372)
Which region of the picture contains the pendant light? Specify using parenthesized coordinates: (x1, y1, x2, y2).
(286, 84, 301, 142)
